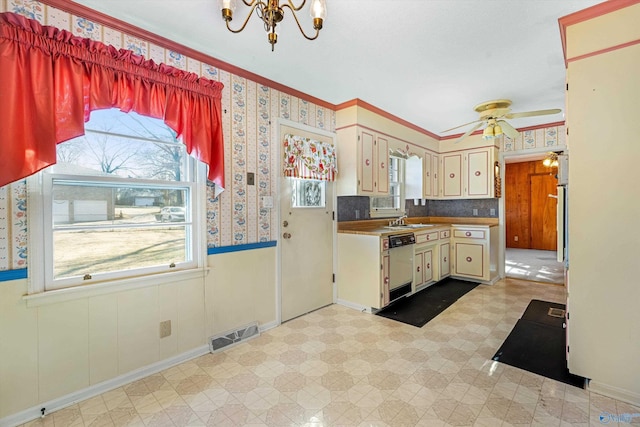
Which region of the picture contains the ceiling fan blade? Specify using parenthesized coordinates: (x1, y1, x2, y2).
(505, 108, 562, 119)
(497, 120, 519, 139)
(442, 119, 483, 133)
(454, 122, 483, 143)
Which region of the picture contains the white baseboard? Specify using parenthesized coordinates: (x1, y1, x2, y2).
(588, 380, 640, 407)
(0, 345, 210, 427)
(336, 299, 371, 314)
(259, 320, 279, 332)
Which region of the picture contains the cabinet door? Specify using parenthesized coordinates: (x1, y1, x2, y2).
(423, 249, 433, 283)
(414, 250, 424, 287)
(376, 135, 389, 194)
(454, 242, 485, 279)
(360, 131, 375, 194)
(466, 149, 491, 197)
(440, 242, 450, 278)
(432, 154, 440, 199)
(381, 251, 390, 307)
(423, 151, 433, 198)
(442, 153, 463, 197)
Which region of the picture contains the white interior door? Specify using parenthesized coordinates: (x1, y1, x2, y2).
(279, 122, 335, 322)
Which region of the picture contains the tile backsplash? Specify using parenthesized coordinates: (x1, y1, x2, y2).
(337, 196, 499, 221)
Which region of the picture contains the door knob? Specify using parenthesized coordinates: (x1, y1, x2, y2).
(282, 221, 289, 227)
(283, 232, 291, 239)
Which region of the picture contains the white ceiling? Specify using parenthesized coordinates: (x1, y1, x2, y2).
(72, 0, 601, 139)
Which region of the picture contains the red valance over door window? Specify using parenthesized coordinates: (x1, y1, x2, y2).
(0, 12, 225, 190)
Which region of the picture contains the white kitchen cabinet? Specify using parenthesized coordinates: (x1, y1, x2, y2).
(451, 225, 498, 283)
(440, 147, 498, 199)
(439, 228, 451, 278)
(336, 126, 389, 196)
(414, 244, 435, 290)
(337, 233, 389, 310)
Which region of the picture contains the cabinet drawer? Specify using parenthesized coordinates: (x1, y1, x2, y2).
(439, 229, 451, 239)
(453, 229, 486, 239)
(415, 231, 439, 244)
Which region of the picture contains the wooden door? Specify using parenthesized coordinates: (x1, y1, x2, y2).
(530, 174, 558, 250)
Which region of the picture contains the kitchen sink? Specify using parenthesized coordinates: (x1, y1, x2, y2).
(384, 224, 435, 230)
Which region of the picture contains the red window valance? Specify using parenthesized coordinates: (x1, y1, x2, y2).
(0, 12, 225, 190)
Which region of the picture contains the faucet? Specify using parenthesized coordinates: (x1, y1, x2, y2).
(390, 214, 407, 226)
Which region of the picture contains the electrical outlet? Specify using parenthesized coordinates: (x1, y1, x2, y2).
(247, 172, 255, 186)
(472, 208, 478, 216)
(514, 236, 519, 242)
(160, 320, 171, 338)
(490, 208, 496, 216)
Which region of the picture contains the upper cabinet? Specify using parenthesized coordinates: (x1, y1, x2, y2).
(440, 146, 498, 199)
(336, 126, 390, 196)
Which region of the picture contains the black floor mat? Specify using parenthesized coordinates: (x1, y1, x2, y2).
(521, 299, 566, 328)
(376, 278, 479, 327)
(493, 300, 587, 388)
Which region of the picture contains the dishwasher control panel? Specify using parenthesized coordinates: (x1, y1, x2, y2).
(388, 233, 416, 248)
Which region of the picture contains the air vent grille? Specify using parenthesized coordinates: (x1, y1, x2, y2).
(209, 322, 259, 352)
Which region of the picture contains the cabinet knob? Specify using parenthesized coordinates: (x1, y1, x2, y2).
(427, 263, 430, 269)
(444, 257, 447, 262)
(283, 232, 292, 239)
(466, 256, 472, 262)
(449, 173, 455, 178)
(380, 162, 385, 169)
(365, 159, 370, 166)
(384, 277, 389, 284)
(475, 170, 481, 176)
(465, 232, 471, 237)
(417, 266, 421, 272)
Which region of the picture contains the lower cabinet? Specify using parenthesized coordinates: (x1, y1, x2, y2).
(439, 241, 450, 278)
(414, 245, 434, 289)
(451, 225, 498, 283)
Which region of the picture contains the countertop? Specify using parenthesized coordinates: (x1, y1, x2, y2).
(337, 216, 498, 236)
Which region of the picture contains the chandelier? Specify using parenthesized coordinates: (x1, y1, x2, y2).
(219, 0, 327, 51)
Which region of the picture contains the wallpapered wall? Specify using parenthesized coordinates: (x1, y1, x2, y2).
(502, 125, 565, 152)
(0, 0, 336, 272)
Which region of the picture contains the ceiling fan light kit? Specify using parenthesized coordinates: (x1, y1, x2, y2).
(443, 99, 562, 144)
(219, 0, 327, 51)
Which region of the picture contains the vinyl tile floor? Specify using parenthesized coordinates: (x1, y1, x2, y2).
(21, 278, 639, 427)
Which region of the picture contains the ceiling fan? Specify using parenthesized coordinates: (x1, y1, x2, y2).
(442, 99, 561, 143)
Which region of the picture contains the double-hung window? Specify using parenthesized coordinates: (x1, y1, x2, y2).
(29, 109, 205, 293)
(370, 155, 406, 217)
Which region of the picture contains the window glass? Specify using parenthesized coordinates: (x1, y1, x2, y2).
(38, 109, 199, 290)
(291, 178, 325, 208)
(370, 156, 405, 217)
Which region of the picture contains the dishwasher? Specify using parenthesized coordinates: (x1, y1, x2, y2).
(387, 233, 416, 303)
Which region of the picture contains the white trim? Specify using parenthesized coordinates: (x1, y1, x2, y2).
(336, 298, 372, 314)
(588, 380, 640, 407)
(258, 320, 279, 333)
(0, 345, 210, 427)
(23, 268, 210, 307)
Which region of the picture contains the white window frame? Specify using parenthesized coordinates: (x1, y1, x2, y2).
(27, 130, 208, 296)
(370, 155, 406, 218)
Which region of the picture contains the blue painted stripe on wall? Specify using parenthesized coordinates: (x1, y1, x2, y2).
(0, 269, 28, 282)
(207, 241, 277, 255)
